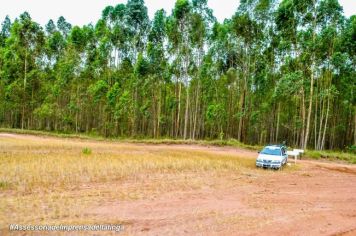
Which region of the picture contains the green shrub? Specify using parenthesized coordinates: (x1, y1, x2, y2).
(306, 150, 356, 164)
(347, 145, 356, 154)
(0, 181, 11, 190)
(82, 147, 92, 155)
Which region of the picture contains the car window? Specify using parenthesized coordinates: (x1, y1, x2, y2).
(260, 147, 281, 156)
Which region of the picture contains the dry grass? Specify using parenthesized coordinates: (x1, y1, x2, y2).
(0, 134, 268, 230)
(0, 139, 255, 193)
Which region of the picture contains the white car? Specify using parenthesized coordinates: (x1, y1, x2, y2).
(256, 145, 288, 169)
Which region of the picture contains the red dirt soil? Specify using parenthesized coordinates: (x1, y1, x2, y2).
(88, 144, 356, 236)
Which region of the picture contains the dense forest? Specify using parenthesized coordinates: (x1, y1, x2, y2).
(0, 0, 355, 150)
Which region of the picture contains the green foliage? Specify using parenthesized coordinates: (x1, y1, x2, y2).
(274, 72, 303, 98)
(0, 0, 354, 151)
(174, 0, 191, 20)
(82, 147, 92, 155)
(88, 80, 108, 103)
(0, 181, 11, 190)
(347, 145, 356, 154)
(33, 103, 54, 119)
(306, 150, 356, 164)
(206, 104, 225, 125)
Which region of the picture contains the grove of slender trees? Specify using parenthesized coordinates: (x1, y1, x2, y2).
(0, 0, 355, 150)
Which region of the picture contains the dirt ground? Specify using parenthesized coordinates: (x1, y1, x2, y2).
(91, 148, 356, 236)
(1, 133, 356, 235)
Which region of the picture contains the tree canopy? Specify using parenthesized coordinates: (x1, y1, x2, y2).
(0, 0, 355, 150)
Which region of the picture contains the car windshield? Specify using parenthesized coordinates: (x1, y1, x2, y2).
(260, 147, 281, 156)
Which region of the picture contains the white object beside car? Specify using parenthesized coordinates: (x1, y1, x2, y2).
(286, 150, 300, 164)
(256, 145, 288, 169)
(293, 149, 304, 160)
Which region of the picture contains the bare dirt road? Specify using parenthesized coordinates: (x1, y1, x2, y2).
(92, 158, 356, 236)
(1, 133, 356, 235)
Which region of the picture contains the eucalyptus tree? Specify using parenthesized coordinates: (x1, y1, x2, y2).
(315, 0, 345, 149)
(300, 0, 321, 150)
(275, 0, 310, 147)
(0, 0, 354, 150)
(101, 4, 127, 68)
(167, 0, 193, 139)
(57, 16, 71, 38)
(189, 0, 215, 139)
(126, 0, 149, 61)
(34, 19, 65, 130)
(230, 10, 260, 142)
(254, 0, 280, 142)
(122, 0, 150, 136)
(0, 16, 12, 124)
(147, 9, 168, 137)
(0, 16, 11, 47)
(179, 0, 191, 140)
(1, 12, 45, 129)
(341, 16, 356, 146)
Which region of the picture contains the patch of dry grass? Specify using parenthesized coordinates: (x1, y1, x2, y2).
(0, 146, 254, 193)
(0, 134, 265, 230)
(0, 134, 300, 234)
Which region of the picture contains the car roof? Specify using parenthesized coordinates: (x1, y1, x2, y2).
(264, 144, 285, 149)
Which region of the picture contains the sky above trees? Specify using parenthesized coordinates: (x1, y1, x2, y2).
(0, 0, 355, 26)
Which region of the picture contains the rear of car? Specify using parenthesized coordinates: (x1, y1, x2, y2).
(256, 145, 288, 169)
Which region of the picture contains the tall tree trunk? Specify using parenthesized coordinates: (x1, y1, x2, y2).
(176, 81, 181, 138)
(192, 81, 200, 140)
(132, 86, 138, 137)
(22, 50, 27, 130)
(152, 86, 157, 138)
(354, 106, 356, 145)
(157, 83, 161, 138)
(275, 103, 280, 143)
(304, 0, 317, 150)
(304, 70, 314, 149)
(321, 96, 331, 150)
(237, 78, 246, 142)
(237, 90, 244, 142)
(75, 85, 79, 133)
(300, 89, 306, 148)
(314, 89, 318, 149)
(317, 98, 325, 150)
(183, 86, 189, 140)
